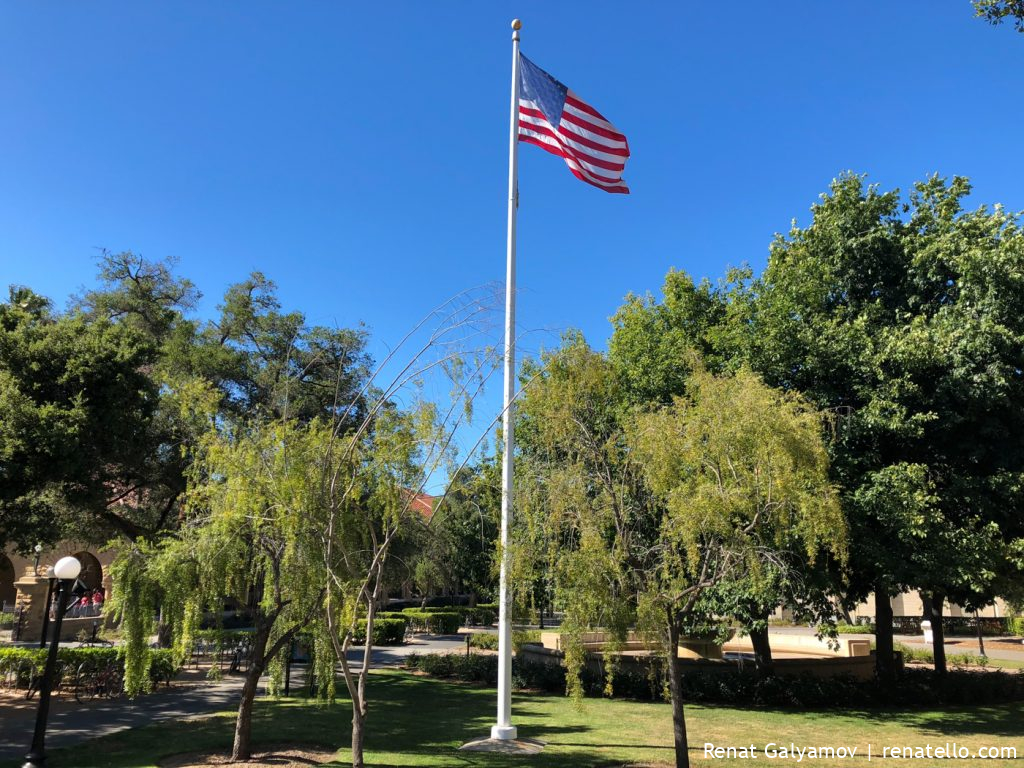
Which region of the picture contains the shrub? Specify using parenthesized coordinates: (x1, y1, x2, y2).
(836, 623, 874, 634)
(402, 609, 461, 635)
(376, 611, 410, 623)
(468, 633, 499, 651)
(0, 647, 179, 689)
(1008, 617, 1024, 637)
(354, 617, 406, 646)
(467, 629, 541, 652)
(467, 605, 497, 626)
(406, 652, 1024, 707)
(406, 652, 499, 684)
(513, 630, 542, 652)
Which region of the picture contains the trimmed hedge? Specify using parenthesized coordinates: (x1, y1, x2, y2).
(406, 652, 1024, 707)
(376, 611, 411, 624)
(401, 609, 461, 634)
(891, 615, 1015, 636)
(836, 623, 875, 634)
(354, 618, 407, 646)
(397, 604, 497, 627)
(467, 605, 497, 626)
(0, 647, 179, 688)
(468, 633, 499, 651)
(513, 630, 542, 652)
(468, 629, 542, 652)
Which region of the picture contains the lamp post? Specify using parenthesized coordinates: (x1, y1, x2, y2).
(32, 544, 42, 576)
(23, 555, 81, 768)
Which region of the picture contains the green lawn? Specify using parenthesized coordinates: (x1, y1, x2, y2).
(46, 670, 1024, 768)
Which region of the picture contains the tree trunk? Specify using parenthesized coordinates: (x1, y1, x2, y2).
(156, 604, 173, 648)
(351, 573, 383, 768)
(749, 622, 775, 678)
(975, 611, 986, 657)
(874, 582, 896, 683)
(667, 618, 690, 768)
(925, 591, 947, 675)
(232, 620, 271, 761)
(351, 705, 365, 768)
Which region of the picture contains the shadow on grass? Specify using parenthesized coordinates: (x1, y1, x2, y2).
(48, 671, 1024, 768)
(839, 702, 1024, 739)
(683, 698, 1024, 740)
(46, 672, 662, 768)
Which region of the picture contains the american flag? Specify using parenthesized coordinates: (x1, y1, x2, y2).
(517, 53, 630, 194)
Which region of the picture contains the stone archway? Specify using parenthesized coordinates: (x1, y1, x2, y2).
(72, 551, 103, 593)
(0, 554, 15, 610)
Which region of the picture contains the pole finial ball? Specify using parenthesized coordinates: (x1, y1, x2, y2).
(511, 19, 522, 30)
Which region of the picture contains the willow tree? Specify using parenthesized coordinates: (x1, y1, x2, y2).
(111, 417, 334, 761)
(315, 291, 504, 768)
(516, 336, 845, 768)
(631, 366, 845, 767)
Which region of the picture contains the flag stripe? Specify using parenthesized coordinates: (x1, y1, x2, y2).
(565, 93, 609, 122)
(519, 135, 630, 193)
(518, 121, 626, 173)
(519, 111, 627, 166)
(519, 120, 628, 186)
(563, 102, 622, 137)
(557, 116, 628, 152)
(519, 105, 629, 157)
(519, 131, 627, 187)
(560, 108, 626, 143)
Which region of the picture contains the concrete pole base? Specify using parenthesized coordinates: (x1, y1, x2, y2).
(490, 724, 518, 741)
(460, 735, 544, 754)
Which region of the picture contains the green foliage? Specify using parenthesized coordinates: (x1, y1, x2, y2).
(753, 174, 1024, 622)
(893, 642, 988, 670)
(0, 285, 162, 545)
(512, 629, 543, 652)
(467, 629, 541, 652)
(1009, 617, 1024, 636)
(406, 652, 1024, 707)
(634, 365, 845, 572)
(473, 603, 498, 625)
(515, 331, 844, 745)
(405, 652, 500, 684)
(1, 252, 376, 547)
(354, 618, 406, 646)
(974, 0, 1024, 31)
(401, 609, 461, 634)
(467, 632, 498, 650)
(0, 647, 179, 689)
(835, 623, 875, 634)
(108, 543, 163, 696)
(194, 628, 255, 646)
(375, 611, 411, 624)
(406, 463, 500, 605)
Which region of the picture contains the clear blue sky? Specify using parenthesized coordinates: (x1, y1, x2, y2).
(2, 2, 1022, 465)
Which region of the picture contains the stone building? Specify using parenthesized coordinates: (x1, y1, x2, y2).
(1, 543, 115, 642)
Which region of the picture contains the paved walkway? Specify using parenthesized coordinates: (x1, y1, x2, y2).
(0, 668, 246, 765)
(0, 632, 467, 765)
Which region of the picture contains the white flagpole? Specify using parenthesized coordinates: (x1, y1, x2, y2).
(491, 17, 521, 743)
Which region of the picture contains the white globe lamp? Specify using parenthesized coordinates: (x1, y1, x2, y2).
(52, 556, 81, 581)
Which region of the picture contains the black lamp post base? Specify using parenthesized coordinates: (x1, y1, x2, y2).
(22, 750, 46, 768)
